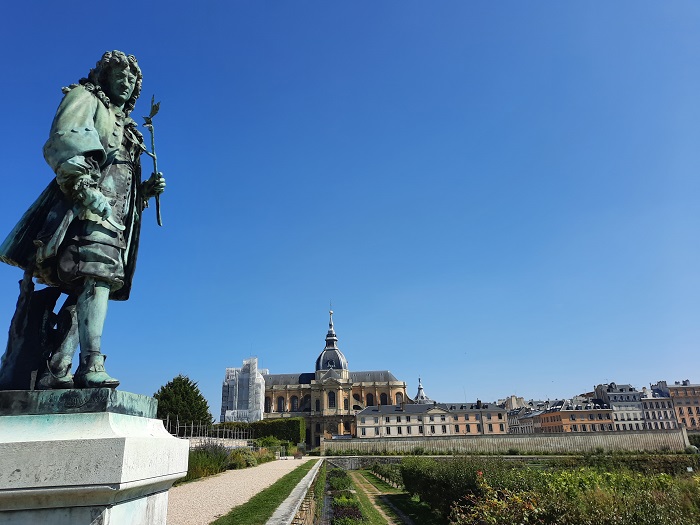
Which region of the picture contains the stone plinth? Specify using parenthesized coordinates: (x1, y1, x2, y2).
(0, 389, 189, 524)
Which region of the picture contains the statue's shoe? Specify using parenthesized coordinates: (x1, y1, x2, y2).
(74, 371, 120, 388)
(74, 353, 120, 389)
(36, 372, 74, 390)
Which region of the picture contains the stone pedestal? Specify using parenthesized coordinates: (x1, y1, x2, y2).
(0, 389, 189, 524)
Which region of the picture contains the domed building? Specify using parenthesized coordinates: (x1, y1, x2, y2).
(261, 311, 407, 447)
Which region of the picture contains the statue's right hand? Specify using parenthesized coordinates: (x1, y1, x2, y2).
(80, 187, 112, 219)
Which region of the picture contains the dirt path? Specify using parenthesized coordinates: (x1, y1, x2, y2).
(349, 471, 415, 525)
(167, 458, 314, 525)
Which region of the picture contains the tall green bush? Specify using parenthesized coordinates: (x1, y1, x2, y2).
(215, 417, 306, 443)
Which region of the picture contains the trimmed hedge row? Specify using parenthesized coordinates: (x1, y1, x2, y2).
(215, 417, 306, 443)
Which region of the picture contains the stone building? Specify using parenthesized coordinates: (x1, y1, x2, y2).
(356, 403, 453, 438)
(538, 399, 614, 433)
(594, 382, 644, 431)
(641, 385, 679, 430)
(653, 380, 700, 431)
(220, 357, 268, 423)
(261, 311, 407, 447)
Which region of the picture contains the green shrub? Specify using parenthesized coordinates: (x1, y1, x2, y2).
(228, 448, 257, 469)
(180, 443, 229, 483)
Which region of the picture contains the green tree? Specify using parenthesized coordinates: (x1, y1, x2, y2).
(154, 375, 212, 434)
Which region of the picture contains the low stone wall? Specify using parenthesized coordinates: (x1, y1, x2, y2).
(321, 428, 689, 456)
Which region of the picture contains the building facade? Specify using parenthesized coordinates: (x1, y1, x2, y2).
(356, 404, 453, 438)
(261, 311, 407, 447)
(594, 383, 644, 431)
(653, 380, 700, 431)
(641, 385, 679, 430)
(220, 357, 268, 422)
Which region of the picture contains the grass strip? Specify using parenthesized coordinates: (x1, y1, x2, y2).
(210, 459, 318, 525)
(361, 470, 402, 494)
(384, 493, 448, 525)
(350, 473, 389, 525)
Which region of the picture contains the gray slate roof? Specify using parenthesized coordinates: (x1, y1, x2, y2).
(263, 370, 398, 387)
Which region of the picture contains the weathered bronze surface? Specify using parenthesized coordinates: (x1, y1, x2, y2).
(0, 388, 157, 418)
(0, 51, 165, 391)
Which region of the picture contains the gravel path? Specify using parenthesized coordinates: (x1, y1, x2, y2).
(167, 458, 315, 525)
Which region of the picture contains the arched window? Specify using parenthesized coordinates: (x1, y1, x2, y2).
(328, 391, 336, 409)
(277, 396, 285, 412)
(395, 393, 404, 405)
(301, 395, 311, 412)
(316, 399, 320, 412)
(380, 393, 388, 406)
(290, 396, 299, 412)
(344, 398, 349, 410)
(265, 397, 271, 413)
(366, 393, 374, 406)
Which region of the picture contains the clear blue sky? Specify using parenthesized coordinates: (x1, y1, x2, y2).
(0, 2, 698, 416)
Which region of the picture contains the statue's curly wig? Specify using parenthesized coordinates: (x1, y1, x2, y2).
(81, 50, 143, 115)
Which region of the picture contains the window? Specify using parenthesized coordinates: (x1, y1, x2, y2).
(316, 400, 320, 412)
(366, 393, 374, 406)
(380, 393, 388, 405)
(430, 425, 435, 433)
(570, 414, 576, 420)
(417, 416, 423, 422)
(429, 416, 434, 422)
(406, 416, 411, 422)
(499, 424, 504, 432)
(361, 417, 366, 424)
(573, 424, 578, 431)
(397, 426, 402, 435)
(498, 413, 503, 420)
(328, 392, 336, 409)
(397, 416, 402, 423)
(453, 415, 458, 421)
(396, 393, 403, 404)
(477, 424, 482, 433)
(386, 427, 391, 435)
(464, 414, 470, 420)
(487, 413, 492, 420)
(277, 397, 285, 412)
(374, 417, 379, 424)
(680, 407, 685, 415)
(385, 416, 390, 423)
(344, 398, 349, 410)
(455, 425, 460, 432)
(375, 427, 379, 436)
(407, 426, 412, 434)
(589, 414, 594, 420)
(466, 424, 470, 433)
(441, 425, 447, 433)
(418, 425, 423, 433)
(488, 424, 493, 432)
(582, 424, 587, 431)
(361, 428, 366, 436)
(265, 397, 271, 413)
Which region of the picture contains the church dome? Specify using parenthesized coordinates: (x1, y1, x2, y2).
(315, 310, 349, 371)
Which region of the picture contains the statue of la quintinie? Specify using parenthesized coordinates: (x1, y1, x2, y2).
(0, 50, 165, 390)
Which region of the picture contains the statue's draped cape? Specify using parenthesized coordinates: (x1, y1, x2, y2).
(0, 85, 144, 301)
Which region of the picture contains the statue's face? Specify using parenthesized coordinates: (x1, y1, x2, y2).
(104, 66, 136, 107)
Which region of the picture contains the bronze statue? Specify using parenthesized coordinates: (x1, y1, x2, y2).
(0, 51, 165, 390)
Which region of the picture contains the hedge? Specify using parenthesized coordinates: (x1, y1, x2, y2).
(215, 417, 306, 443)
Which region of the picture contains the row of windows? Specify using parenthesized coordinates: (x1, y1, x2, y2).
(643, 401, 670, 409)
(569, 413, 612, 421)
(265, 392, 406, 413)
(679, 406, 700, 415)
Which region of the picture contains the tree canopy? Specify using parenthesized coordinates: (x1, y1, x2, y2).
(154, 374, 212, 425)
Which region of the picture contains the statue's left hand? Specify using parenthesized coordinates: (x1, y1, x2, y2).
(142, 172, 166, 200)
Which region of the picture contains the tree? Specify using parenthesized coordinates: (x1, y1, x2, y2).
(154, 374, 212, 433)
